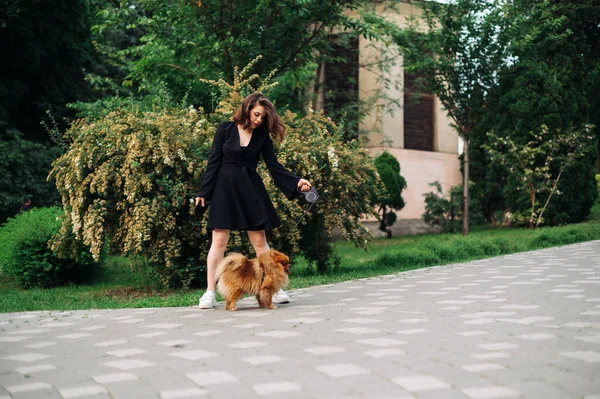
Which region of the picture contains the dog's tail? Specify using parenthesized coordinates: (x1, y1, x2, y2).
(214, 253, 249, 280)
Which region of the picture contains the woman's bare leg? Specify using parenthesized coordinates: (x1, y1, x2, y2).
(207, 229, 230, 291)
(247, 230, 269, 257)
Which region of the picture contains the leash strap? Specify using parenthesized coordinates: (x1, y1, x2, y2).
(293, 200, 317, 230)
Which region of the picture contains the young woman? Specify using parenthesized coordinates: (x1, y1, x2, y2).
(196, 93, 311, 309)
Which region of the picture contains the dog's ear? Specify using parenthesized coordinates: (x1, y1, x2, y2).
(270, 250, 289, 264)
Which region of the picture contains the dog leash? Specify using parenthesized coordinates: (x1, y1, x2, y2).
(275, 186, 320, 250)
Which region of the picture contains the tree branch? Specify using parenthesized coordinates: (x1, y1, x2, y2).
(279, 21, 328, 72)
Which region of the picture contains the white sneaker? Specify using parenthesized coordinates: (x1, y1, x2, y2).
(199, 291, 216, 309)
(272, 289, 290, 304)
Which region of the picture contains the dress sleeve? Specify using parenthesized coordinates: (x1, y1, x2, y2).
(262, 134, 301, 200)
(196, 122, 228, 200)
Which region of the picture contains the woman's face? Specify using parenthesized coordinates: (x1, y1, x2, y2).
(249, 104, 265, 129)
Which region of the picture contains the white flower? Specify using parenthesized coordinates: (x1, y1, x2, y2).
(327, 146, 339, 170)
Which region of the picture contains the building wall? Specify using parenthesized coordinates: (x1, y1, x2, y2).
(369, 147, 462, 219)
(356, 2, 462, 219)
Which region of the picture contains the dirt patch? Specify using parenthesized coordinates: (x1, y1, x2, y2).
(93, 287, 173, 300)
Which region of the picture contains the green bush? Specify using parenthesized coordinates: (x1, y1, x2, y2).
(49, 62, 382, 287)
(596, 175, 600, 203)
(422, 181, 484, 233)
(0, 128, 62, 223)
(540, 155, 598, 225)
(372, 152, 406, 237)
(0, 207, 99, 288)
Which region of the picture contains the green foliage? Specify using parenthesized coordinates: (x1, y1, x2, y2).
(390, 0, 512, 137)
(541, 155, 598, 225)
(87, 0, 387, 115)
(375, 236, 518, 270)
(469, 0, 599, 226)
(0, 128, 62, 223)
(298, 213, 341, 274)
(372, 152, 406, 237)
(422, 181, 483, 233)
(0, 0, 95, 141)
(597, 175, 600, 203)
(49, 62, 382, 286)
(0, 207, 99, 289)
(590, 203, 600, 223)
(373, 152, 406, 211)
(530, 223, 600, 248)
(377, 223, 600, 272)
(484, 125, 596, 227)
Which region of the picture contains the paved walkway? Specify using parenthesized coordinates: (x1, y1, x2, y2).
(1, 241, 599, 399)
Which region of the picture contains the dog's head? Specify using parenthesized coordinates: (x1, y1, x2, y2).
(269, 250, 291, 275)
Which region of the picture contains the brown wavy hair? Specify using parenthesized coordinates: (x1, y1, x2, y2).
(232, 93, 285, 142)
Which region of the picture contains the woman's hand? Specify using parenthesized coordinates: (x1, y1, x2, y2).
(297, 179, 312, 192)
(196, 197, 205, 207)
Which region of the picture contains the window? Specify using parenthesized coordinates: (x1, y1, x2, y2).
(322, 34, 359, 140)
(403, 72, 434, 151)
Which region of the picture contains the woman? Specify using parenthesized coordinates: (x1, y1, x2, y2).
(196, 93, 311, 309)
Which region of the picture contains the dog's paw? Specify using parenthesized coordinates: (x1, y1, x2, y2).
(268, 304, 277, 309)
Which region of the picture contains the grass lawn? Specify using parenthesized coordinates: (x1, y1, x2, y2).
(1, 204, 600, 313)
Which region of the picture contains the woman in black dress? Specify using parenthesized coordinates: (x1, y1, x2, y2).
(195, 93, 312, 309)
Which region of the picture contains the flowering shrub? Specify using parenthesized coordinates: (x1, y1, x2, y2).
(484, 124, 596, 228)
(49, 60, 381, 287)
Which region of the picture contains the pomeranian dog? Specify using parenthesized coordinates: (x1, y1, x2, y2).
(215, 249, 291, 311)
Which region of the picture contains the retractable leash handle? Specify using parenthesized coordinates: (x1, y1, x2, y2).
(300, 186, 319, 204)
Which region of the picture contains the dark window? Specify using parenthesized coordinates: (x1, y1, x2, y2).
(323, 34, 359, 140)
(403, 72, 434, 151)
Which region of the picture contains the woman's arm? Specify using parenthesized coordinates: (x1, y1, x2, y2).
(262, 135, 310, 200)
(196, 122, 228, 203)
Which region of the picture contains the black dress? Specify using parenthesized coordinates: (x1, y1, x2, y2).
(197, 121, 301, 231)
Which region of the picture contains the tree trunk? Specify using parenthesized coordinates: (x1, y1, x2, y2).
(463, 137, 469, 236)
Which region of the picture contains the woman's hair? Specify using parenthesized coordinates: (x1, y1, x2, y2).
(232, 93, 285, 141)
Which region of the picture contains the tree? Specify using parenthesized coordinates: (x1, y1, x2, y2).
(88, 0, 387, 115)
(389, 0, 513, 235)
(0, 127, 62, 223)
(0, 0, 95, 142)
(471, 0, 599, 225)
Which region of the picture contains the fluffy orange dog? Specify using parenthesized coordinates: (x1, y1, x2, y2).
(215, 249, 291, 311)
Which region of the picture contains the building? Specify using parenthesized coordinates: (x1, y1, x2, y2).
(315, 1, 462, 235)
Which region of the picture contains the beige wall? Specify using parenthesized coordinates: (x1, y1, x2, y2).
(358, 2, 458, 155)
(369, 147, 462, 219)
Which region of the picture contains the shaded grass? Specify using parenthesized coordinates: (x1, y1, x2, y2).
(2, 218, 600, 313)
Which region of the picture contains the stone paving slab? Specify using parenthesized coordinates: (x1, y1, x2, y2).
(1, 241, 600, 399)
